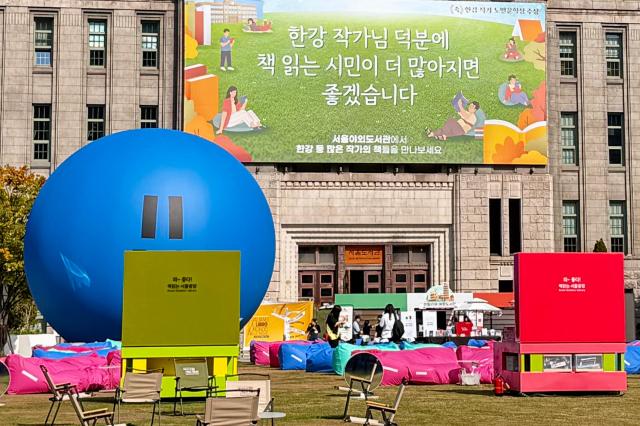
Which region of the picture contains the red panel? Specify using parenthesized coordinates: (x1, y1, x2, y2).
(519, 372, 627, 393)
(195, 11, 204, 45)
(515, 253, 625, 344)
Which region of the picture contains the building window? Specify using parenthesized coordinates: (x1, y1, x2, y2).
(392, 246, 428, 264)
(559, 31, 576, 77)
(141, 20, 160, 68)
(489, 198, 502, 256)
(88, 20, 107, 67)
(87, 105, 105, 142)
(33, 104, 51, 161)
(140, 106, 158, 128)
(34, 17, 53, 66)
(499, 280, 513, 293)
(605, 33, 623, 78)
(561, 113, 578, 165)
(298, 246, 336, 265)
(609, 201, 626, 253)
(508, 199, 521, 255)
(608, 113, 624, 166)
(562, 201, 579, 252)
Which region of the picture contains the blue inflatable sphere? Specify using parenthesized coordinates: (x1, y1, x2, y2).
(24, 129, 275, 342)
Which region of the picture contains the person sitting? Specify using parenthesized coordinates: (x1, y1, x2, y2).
(426, 99, 480, 141)
(504, 75, 530, 106)
(504, 37, 522, 60)
(217, 85, 263, 134)
(306, 318, 321, 341)
(247, 18, 258, 31)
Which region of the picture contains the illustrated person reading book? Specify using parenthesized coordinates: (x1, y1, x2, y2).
(220, 28, 235, 71)
(216, 86, 263, 134)
(426, 93, 480, 141)
(503, 37, 522, 60)
(502, 75, 530, 106)
(245, 18, 272, 32)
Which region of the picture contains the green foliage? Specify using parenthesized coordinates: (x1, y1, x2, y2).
(593, 238, 608, 252)
(0, 166, 45, 352)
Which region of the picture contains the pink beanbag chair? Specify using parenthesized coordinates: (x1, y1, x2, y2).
(252, 341, 271, 366)
(456, 345, 494, 384)
(406, 347, 461, 385)
(5, 353, 120, 395)
(351, 350, 408, 387)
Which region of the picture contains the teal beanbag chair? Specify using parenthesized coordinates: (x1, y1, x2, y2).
(400, 341, 442, 351)
(332, 342, 400, 375)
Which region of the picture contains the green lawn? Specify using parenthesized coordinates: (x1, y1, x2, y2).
(187, 13, 543, 163)
(1, 364, 638, 425)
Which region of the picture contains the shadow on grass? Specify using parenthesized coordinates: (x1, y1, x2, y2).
(427, 388, 495, 396)
(318, 414, 348, 420)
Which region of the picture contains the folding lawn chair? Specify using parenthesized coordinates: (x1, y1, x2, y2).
(114, 368, 163, 424)
(68, 385, 116, 426)
(340, 353, 382, 420)
(225, 373, 274, 413)
(362, 382, 406, 426)
(195, 389, 260, 426)
(173, 358, 217, 415)
(41, 364, 73, 425)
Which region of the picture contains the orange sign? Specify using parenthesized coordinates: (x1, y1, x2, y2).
(345, 246, 384, 265)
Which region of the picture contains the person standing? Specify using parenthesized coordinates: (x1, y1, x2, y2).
(361, 319, 371, 344)
(378, 304, 396, 343)
(326, 305, 344, 348)
(306, 318, 321, 341)
(220, 28, 234, 71)
(352, 316, 362, 341)
(374, 315, 383, 341)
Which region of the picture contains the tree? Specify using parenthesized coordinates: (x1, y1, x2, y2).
(0, 166, 45, 354)
(593, 238, 608, 252)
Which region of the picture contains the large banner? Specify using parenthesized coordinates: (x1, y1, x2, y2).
(184, 1, 547, 165)
(242, 301, 314, 349)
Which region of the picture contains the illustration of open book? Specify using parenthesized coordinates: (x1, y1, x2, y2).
(482, 119, 548, 165)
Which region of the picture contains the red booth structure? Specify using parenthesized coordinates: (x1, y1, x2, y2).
(494, 253, 627, 394)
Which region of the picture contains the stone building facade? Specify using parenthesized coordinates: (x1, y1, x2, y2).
(0, 1, 638, 311)
(0, 0, 179, 174)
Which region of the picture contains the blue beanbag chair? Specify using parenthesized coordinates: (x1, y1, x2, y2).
(467, 339, 488, 348)
(33, 348, 114, 359)
(279, 343, 308, 370)
(306, 343, 334, 373)
(625, 343, 640, 374)
(441, 341, 458, 349)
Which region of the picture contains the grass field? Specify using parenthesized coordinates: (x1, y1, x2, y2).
(186, 13, 544, 163)
(1, 363, 638, 425)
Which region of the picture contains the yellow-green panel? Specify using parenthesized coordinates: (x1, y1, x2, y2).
(603, 353, 616, 372)
(122, 345, 238, 359)
(521, 354, 525, 371)
(530, 354, 543, 372)
(122, 251, 240, 347)
(620, 354, 625, 371)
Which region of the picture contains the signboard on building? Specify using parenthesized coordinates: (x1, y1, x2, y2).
(184, 0, 547, 165)
(345, 245, 384, 265)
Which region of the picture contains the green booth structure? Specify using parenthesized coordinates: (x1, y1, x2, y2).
(121, 251, 240, 398)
